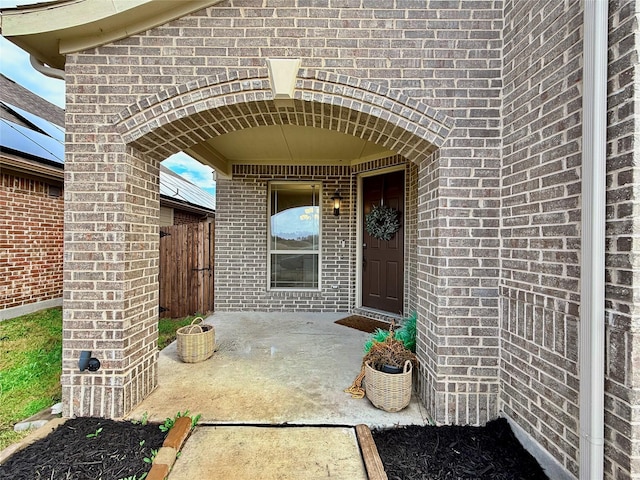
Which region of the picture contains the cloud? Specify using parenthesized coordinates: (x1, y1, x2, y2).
(162, 153, 217, 196)
(0, 37, 65, 108)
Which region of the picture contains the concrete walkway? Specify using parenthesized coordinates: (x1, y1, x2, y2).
(128, 312, 427, 478)
(170, 426, 368, 479)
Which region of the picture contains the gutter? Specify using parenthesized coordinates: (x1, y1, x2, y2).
(159, 196, 215, 218)
(579, 1, 606, 478)
(1, 151, 64, 178)
(30, 55, 65, 80)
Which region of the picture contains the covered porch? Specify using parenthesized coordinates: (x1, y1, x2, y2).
(127, 311, 427, 427)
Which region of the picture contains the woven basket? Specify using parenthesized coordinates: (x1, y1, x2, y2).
(364, 360, 412, 412)
(176, 317, 215, 363)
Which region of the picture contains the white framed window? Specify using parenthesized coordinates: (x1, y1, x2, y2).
(268, 182, 321, 290)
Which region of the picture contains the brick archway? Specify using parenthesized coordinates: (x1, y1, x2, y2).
(99, 70, 453, 420)
(114, 69, 453, 164)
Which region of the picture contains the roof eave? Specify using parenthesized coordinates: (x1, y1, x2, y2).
(0, 0, 221, 70)
(160, 196, 215, 216)
(1, 153, 64, 182)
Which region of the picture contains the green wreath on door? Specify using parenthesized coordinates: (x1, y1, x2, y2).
(365, 204, 400, 241)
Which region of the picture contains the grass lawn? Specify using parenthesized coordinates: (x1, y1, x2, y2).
(0, 309, 204, 451)
(0, 307, 62, 451)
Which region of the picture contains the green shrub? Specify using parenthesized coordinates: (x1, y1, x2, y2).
(364, 312, 417, 353)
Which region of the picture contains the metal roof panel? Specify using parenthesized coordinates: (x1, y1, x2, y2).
(159, 167, 216, 211)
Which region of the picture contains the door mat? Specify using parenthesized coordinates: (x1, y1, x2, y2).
(335, 315, 391, 334)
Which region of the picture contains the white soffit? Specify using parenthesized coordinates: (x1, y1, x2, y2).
(206, 125, 396, 165)
(0, 0, 221, 69)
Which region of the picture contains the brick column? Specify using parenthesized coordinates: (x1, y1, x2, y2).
(415, 148, 500, 426)
(61, 146, 159, 418)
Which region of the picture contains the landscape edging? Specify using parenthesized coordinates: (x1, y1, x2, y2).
(147, 415, 194, 480)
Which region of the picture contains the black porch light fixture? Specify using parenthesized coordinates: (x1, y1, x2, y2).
(331, 189, 343, 216)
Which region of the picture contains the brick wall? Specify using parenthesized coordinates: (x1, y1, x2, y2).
(216, 157, 417, 314)
(501, 0, 583, 475)
(61, 140, 160, 416)
(216, 164, 352, 312)
(604, 1, 640, 478)
(0, 172, 64, 311)
(501, 1, 640, 478)
(172, 209, 206, 225)
(54, 0, 640, 476)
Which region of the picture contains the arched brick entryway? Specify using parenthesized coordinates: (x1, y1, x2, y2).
(82, 69, 454, 420)
(114, 69, 453, 165)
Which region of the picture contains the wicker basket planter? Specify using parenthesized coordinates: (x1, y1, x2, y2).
(176, 317, 215, 363)
(364, 360, 412, 412)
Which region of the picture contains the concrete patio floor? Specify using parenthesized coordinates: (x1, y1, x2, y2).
(128, 312, 427, 479)
(128, 311, 427, 427)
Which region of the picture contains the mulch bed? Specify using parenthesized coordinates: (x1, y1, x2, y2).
(0, 417, 166, 480)
(335, 315, 391, 333)
(372, 418, 549, 480)
(0, 416, 549, 479)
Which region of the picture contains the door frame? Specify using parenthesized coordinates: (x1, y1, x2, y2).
(355, 165, 407, 313)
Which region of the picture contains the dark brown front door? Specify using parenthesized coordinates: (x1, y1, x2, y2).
(362, 170, 404, 314)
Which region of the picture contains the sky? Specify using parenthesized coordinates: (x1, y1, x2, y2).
(0, 0, 217, 196)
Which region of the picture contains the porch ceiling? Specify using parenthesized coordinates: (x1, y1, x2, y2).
(186, 125, 396, 173)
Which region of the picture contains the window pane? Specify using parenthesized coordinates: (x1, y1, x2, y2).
(271, 184, 319, 251)
(270, 254, 319, 289)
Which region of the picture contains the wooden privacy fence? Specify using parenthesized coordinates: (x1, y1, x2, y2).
(159, 222, 214, 318)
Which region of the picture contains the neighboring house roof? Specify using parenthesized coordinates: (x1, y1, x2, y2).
(0, 73, 215, 215)
(160, 165, 216, 213)
(0, 99, 64, 166)
(0, 74, 64, 126)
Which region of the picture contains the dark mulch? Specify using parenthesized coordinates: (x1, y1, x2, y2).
(0, 417, 166, 480)
(372, 418, 549, 480)
(1, 416, 548, 479)
(335, 315, 391, 333)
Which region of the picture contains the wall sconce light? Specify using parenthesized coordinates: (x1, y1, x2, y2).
(78, 350, 101, 372)
(331, 189, 342, 217)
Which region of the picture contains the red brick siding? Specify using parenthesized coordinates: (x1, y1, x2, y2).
(172, 209, 204, 225)
(0, 172, 64, 310)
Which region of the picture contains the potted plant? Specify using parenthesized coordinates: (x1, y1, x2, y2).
(345, 315, 418, 412)
(363, 312, 417, 357)
(364, 328, 417, 373)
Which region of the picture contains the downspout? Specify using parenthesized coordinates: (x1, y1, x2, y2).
(30, 55, 65, 80)
(579, 0, 606, 478)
